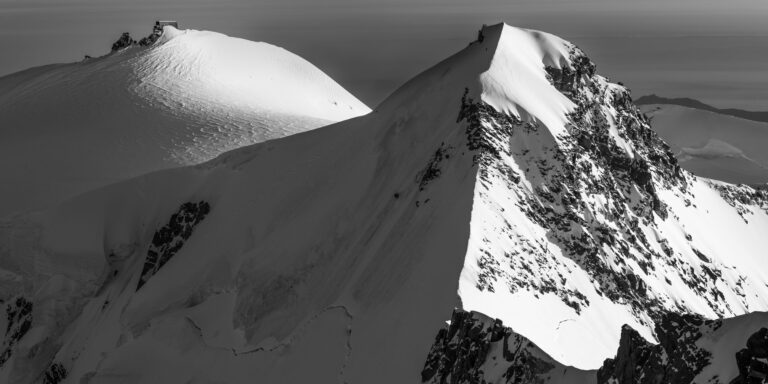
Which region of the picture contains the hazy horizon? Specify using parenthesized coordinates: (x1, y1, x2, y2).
(2, 0, 767, 110)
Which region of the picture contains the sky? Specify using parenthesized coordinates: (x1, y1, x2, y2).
(1, 0, 767, 110)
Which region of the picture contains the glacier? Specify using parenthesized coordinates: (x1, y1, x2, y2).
(0, 22, 767, 384)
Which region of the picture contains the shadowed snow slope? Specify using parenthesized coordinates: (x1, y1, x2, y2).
(0, 26, 370, 216)
(641, 104, 768, 185)
(1, 23, 767, 383)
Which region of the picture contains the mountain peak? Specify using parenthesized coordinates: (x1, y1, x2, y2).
(0, 27, 369, 216)
(376, 23, 575, 137)
(480, 23, 575, 133)
(2, 22, 767, 384)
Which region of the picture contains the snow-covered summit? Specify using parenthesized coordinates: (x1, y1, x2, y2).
(0, 25, 370, 216)
(1, 23, 766, 383)
(127, 26, 369, 121)
(377, 24, 572, 125)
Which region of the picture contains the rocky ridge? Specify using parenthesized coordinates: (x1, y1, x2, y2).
(1, 23, 767, 383)
(421, 310, 576, 384)
(111, 22, 171, 51)
(458, 32, 768, 365)
(423, 310, 768, 384)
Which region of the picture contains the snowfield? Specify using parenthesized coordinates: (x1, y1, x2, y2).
(1, 23, 767, 384)
(641, 104, 768, 185)
(0, 26, 370, 216)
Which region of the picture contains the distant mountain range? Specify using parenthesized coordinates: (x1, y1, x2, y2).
(638, 95, 768, 186)
(635, 94, 768, 123)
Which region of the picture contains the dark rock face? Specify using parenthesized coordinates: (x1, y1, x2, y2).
(601, 325, 658, 384)
(453, 43, 743, 325)
(137, 201, 211, 290)
(421, 311, 768, 384)
(546, 49, 685, 221)
(732, 328, 768, 384)
(0, 296, 33, 366)
(598, 313, 717, 384)
(138, 23, 168, 46)
(458, 87, 526, 166)
(42, 362, 67, 384)
(111, 32, 136, 51)
(746, 328, 768, 358)
(545, 55, 596, 98)
(419, 144, 451, 191)
(111, 23, 173, 51)
(708, 182, 768, 223)
(422, 310, 557, 384)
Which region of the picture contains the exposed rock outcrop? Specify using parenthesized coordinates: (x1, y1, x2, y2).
(0, 297, 33, 367)
(731, 328, 768, 384)
(110, 32, 136, 51)
(422, 311, 768, 384)
(422, 310, 564, 384)
(463, 42, 749, 333)
(110, 22, 176, 52)
(597, 313, 716, 384)
(138, 22, 169, 46)
(42, 362, 67, 384)
(137, 201, 211, 290)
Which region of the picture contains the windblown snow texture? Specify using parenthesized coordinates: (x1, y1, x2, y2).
(0, 25, 369, 216)
(0, 23, 767, 383)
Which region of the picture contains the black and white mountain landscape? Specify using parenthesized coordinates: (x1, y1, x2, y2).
(0, 26, 369, 217)
(1, 7, 768, 384)
(637, 96, 768, 186)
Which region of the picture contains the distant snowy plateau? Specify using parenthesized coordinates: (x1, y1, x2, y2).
(1, 23, 767, 384)
(638, 102, 768, 186)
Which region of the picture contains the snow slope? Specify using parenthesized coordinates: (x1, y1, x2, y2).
(641, 104, 768, 185)
(1, 23, 767, 383)
(0, 26, 370, 216)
